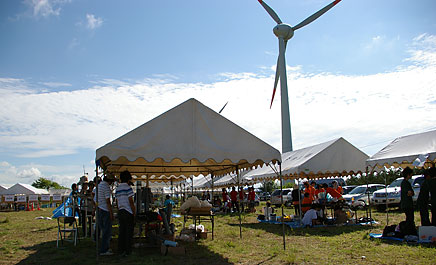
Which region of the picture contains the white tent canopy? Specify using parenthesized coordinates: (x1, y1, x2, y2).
(0, 183, 49, 195)
(96, 98, 281, 182)
(243, 137, 369, 182)
(366, 129, 436, 169)
(0, 184, 11, 194)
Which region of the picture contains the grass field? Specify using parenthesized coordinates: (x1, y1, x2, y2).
(0, 204, 435, 265)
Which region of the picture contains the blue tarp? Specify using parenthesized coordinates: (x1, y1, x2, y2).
(52, 195, 80, 218)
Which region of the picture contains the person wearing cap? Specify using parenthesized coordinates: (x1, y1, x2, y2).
(115, 170, 136, 257)
(95, 173, 115, 256)
(400, 167, 415, 234)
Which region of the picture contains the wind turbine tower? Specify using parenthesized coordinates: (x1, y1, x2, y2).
(258, 0, 342, 153)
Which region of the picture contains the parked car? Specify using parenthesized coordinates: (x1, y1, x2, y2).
(342, 184, 385, 207)
(270, 189, 292, 207)
(342, 185, 357, 195)
(259, 192, 271, 201)
(372, 175, 425, 211)
(314, 178, 347, 188)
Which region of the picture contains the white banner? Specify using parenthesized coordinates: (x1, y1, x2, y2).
(29, 194, 39, 202)
(41, 194, 50, 201)
(4, 195, 14, 202)
(53, 194, 62, 201)
(17, 195, 27, 203)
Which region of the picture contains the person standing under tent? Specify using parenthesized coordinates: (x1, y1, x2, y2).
(248, 187, 256, 213)
(423, 167, 436, 226)
(301, 193, 312, 215)
(400, 167, 416, 234)
(238, 187, 245, 212)
(417, 169, 431, 226)
(115, 170, 136, 257)
(303, 182, 315, 202)
(332, 180, 343, 195)
(291, 184, 301, 216)
(230, 186, 239, 213)
(95, 173, 115, 256)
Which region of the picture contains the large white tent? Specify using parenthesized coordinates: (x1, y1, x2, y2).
(366, 129, 436, 169)
(243, 137, 369, 182)
(0, 183, 49, 195)
(96, 98, 281, 181)
(95, 98, 281, 247)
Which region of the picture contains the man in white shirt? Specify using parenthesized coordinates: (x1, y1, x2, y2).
(95, 173, 115, 255)
(115, 170, 136, 256)
(301, 204, 322, 227)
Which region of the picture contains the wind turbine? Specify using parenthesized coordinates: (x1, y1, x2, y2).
(258, 0, 341, 153)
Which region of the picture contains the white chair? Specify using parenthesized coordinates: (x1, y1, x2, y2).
(56, 196, 79, 247)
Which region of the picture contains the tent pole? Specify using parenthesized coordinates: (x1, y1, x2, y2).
(298, 178, 302, 226)
(279, 162, 286, 250)
(365, 166, 373, 227)
(95, 163, 99, 262)
(211, 173, 214, 205)
(191, 176, 194, 197)
(384, 168, 389, 226)
(237, 166, 242, 239)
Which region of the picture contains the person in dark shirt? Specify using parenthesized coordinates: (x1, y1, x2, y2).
(400, 167, 415, 233)
(417, 169, 431, 226)
(291, 185, 301, 216)
(423, 167, 436, 226)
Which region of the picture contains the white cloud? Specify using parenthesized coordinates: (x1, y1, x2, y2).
(0, 35, 435, 162)
(41, 82, 72, 88)
(85, 13, 103, 30)
(0, 161, 80, 187)
(25, 0, 71, 18)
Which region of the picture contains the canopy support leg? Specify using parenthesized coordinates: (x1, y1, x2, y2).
(279, 162, 286, 250)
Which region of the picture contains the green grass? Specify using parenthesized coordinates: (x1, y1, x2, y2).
(0, 204, 435, 264)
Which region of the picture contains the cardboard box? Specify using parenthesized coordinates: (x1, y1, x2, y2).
(198, 232, 207, 239)
(161, 244, 186, 255)
(418, 226, 436, 243)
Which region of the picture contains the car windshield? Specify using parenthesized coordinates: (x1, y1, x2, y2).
(388, 178, 403, 188)
(282, 190, 291, 195)
(348, 186, 367, 194)
(271, 190, 281, 196)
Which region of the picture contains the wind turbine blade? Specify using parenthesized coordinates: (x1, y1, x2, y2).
(292, 0, 341, 31)
(219, 101, 228, 114)
(258, 0, 282, 24)
(270, 40, 287, 109)
(270, 57, 280, 109)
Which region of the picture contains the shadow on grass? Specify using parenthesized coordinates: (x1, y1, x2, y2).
(229, 221, 375, 237)
(16, 237, 234, 265)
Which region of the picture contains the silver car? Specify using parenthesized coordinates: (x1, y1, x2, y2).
(270, 189, 292, 207)
(342, 184, 385, 207)
(372, 175, 425, 210)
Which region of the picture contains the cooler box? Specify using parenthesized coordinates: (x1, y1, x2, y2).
(418, 226, 436, 243)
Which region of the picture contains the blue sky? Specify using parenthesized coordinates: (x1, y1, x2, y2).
(0, 0, 435, 186)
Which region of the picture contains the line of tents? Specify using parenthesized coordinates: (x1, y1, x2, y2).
(96, 98, 436, 190)
(94, 98, 435, 252)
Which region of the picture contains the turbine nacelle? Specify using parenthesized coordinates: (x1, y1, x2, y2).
(273, 24, 294, 41)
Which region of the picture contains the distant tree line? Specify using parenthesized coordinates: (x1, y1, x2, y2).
(31, 177, 67, 190)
